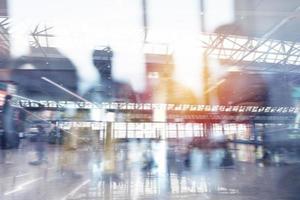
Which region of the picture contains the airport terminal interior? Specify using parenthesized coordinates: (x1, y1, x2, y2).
(0, 0, 300, 199)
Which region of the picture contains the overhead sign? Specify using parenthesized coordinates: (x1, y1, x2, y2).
(13, 99, 299, 114)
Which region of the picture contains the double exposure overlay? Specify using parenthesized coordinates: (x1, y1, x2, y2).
(0, 0, 300, 199)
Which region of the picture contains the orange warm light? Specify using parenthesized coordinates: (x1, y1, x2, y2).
(150, 78, 198, 105)
(0, 90, 7, 106)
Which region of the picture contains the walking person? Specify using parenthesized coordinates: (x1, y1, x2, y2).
(29, 125, 47, 165)
(2, 95, 19, 149)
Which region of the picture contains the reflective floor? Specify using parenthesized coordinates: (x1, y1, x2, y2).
(0, 140, 299, 200)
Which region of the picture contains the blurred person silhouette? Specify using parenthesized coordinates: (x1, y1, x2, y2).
(89, 47, 137, 177)
(215, 23, 270, 165)
(219, 141, 234, 167)
(2, 94, 19, 149)
(215, 24, 269, 108)
(91, 46, 137, 103)
(59, 110, 83, 179)
(142, 141, 157, 171)
(29, 125, 47, 165)
(15, 107, 27, 148)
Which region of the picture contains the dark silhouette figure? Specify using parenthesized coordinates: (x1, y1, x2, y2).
(2, 95, 19, 149)
(91, 47, 137, 103)
(29, 125, 47, 165)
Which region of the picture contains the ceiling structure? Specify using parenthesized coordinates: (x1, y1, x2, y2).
(0, 0, 299, 106)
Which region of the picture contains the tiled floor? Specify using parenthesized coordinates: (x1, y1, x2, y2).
(0, 139, 299, 200)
